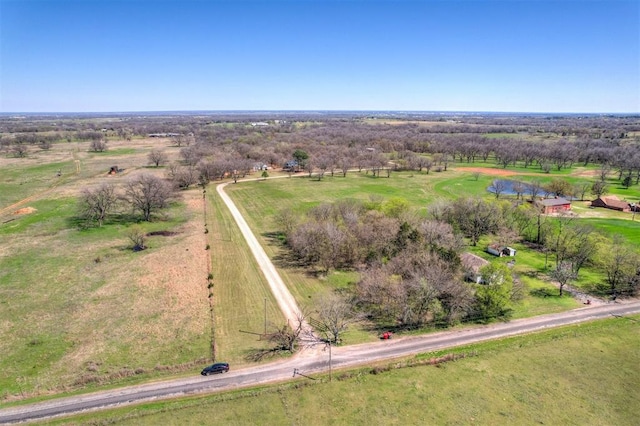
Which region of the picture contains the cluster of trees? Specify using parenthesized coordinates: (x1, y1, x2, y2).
(79, 174, 175, 227)
(279, 198, 519, 327)
(3, 115, 639, 193)
(279, 193, 640, 331)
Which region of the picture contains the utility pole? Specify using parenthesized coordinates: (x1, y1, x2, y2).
(264, 298, 267, 336)
(631, 203, 636, 221)
(328, 342, 332, 382)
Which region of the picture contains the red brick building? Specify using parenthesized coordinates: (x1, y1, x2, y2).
(534, 197, 572, 214)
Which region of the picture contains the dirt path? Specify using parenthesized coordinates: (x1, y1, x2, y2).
(216, 181, 311, 334)
(551, 281, 608, 306)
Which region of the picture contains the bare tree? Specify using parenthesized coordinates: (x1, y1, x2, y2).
(90, 139, 107, 152)
(80, 183, 119, 227)
(550, 261, 577, 296)
(573, 182, 591, 201)
(545, 178, 572, 197)
(269, 310, 308, 353)
(598, 163, 612, 182)
(304, 158, 315, 178)
(311, 293, 358, 344)
(275, 209, 299, 239)
(445, 197, 502, 246)
(441, 153, 452, 171)
(590, 180, 608, 198)
(529, 180, 542, 201)
(489, 179, 507, 199)
(316, 155, 330, 181)
(126, 225, 147, 251)
(599, 236, 640, 300)
(356, 264, 403, 322)
(11, 143, 28, 158)
(512, 181, 526, 200)
(566, 224, 600, 276)
(165, 162, 180, 180)
(180, 146, 201, 166)
(123, 174, 174, 221)
(338, 155, 351, 177)
(148, 149, 168, 167)
(172, 166, 199, 189)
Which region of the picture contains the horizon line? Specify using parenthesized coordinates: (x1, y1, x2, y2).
(1, 109, 638, 116)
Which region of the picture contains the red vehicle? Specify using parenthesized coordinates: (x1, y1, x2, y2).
(381, 331, 393, 340)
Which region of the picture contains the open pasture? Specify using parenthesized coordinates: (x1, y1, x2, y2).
(0, 138, 235, 400)
(48, 316, 640, 426)
(1, 135, 637, 402)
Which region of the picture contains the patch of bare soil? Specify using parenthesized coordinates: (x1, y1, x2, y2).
(571, 168, 599, 178)
(455, 167, 518, 176)
(133, 192, 209, 335)
(13, 207, 37, 215)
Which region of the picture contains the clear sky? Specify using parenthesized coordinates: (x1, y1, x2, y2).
(1, 0, 638, 113)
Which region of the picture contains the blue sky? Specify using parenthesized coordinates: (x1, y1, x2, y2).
(1, 0, 638, 113)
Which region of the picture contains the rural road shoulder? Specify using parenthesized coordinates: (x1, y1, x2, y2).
(1, 301, 639, 424)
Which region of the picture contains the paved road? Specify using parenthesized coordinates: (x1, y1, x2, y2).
(1, 301, 639, 424)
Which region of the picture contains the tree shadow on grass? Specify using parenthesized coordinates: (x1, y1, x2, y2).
(530, 287, 559, 298)
(262, 231, 285, 246)
(272, 250, 310, 270)
(67, 212, 142, 230)
(66, 211, 176, 230)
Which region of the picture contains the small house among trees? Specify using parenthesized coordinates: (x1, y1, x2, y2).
(487, 244, 517, 257)
(590, 195, 632, 212)
(253, 162, 269, 171)
(460, 252, 490, 283)
(533, 197, 571, 214)
(283, 160, 299, 171)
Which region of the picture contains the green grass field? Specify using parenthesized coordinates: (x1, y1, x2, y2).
(206, 190, 287, 363)
(225, 171, 590, 318)
(1, 140, 637, 405)
(0, 196, 215, 399)
(42, 315, 640, 426)
(0, 140, 214, 400)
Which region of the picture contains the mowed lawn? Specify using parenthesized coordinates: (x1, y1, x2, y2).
(49, 316, 640, 426)
(225, 171, 583, 322)
(206, 190, 287, 363)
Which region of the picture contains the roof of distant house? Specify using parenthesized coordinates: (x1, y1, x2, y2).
(460, 252, 489, 273)
(537, 197, 571, 206)
(598, 195, 630, 210)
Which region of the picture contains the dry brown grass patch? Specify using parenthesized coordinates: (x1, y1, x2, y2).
(13, 206, 37, 215)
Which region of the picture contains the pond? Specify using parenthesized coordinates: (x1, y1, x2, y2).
(487, 179, 575, 199)
(487, 179, 535, 196)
